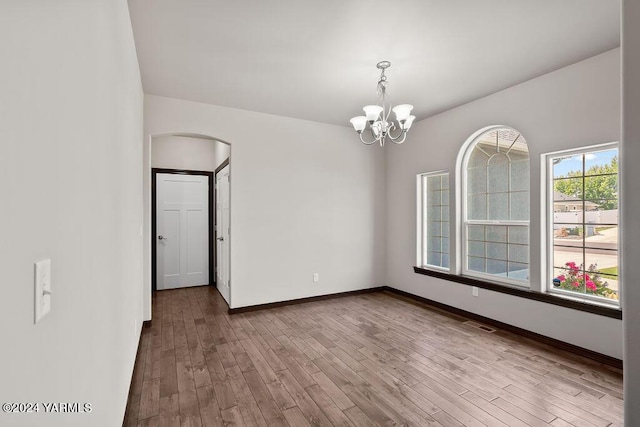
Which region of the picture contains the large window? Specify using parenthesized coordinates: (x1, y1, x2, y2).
(546, 143, 619, 305)
(418, 171, 449, 270)
(462, 127, 529, 285)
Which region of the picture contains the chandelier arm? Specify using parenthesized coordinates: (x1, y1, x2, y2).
(388, 123, 404, 140)
(358, 131, 378, 145)
(389, 130, 408, 145)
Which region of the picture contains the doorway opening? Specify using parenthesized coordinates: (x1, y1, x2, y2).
(214, 158, 231, 304)
(148, 134, 231, 308)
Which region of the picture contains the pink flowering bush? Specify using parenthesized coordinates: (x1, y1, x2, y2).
(553, 262, 616, 299)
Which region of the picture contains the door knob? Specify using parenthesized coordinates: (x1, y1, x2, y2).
(217, 237, 224, 241)
(158, 235, 167, 240)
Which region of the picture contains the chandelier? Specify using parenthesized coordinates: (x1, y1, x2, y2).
(350, 61, 415, 147)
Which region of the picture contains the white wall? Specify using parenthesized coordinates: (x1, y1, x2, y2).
(622, 0, 640, 422)
(152, 135, 229, 171)
(214, 140, 231, 169)
(144, 95, 386, 312)
(0, 1, 144, 426)
(386, 49, 623, 358)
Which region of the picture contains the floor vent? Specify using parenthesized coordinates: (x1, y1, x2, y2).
(463, 320, 497, 333)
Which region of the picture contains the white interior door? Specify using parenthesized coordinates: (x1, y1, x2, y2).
(157, 173, 209, 290)
(216, 164, 230, 303)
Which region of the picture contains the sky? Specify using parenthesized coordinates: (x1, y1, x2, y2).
(552, 147, 617, 178)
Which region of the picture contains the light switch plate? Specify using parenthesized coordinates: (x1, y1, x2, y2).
(34, 259, 52, 324)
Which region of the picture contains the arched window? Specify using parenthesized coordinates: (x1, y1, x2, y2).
(462, 127, 529, 285)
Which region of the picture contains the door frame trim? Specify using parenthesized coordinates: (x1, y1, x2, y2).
(151, 168, 214, 292)
(213, 158, 230, 295)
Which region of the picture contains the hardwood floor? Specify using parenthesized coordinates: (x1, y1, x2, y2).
(123, 287, 623, 426)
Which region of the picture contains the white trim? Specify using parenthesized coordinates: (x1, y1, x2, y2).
(465, 220, 529, 226)
(548, 287, 620, 308)
(415, 174, 422, 267)
(146, 132, 233, 312)
(542, 141, 619, 307)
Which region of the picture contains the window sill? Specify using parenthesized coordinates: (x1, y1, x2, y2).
(413, 266, 622, 319)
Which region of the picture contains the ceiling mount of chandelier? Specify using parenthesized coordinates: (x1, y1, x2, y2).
(350, 61, 415, 147)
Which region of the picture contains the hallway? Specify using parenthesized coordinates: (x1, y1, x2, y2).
(124, 287, 623, 426)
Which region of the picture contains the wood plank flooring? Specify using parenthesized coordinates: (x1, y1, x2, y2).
(123, 287, 623, 426)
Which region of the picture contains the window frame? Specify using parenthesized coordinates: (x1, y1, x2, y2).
(543, 142, 620, 308)
(460, 127, 530, 288)
(417, 170, 450, 272)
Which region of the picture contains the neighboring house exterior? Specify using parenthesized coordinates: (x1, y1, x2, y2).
(554, 191, 599, 212)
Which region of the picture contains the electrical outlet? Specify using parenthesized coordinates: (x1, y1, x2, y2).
(34, 259, 52, 323)
(313, 273, 319, 282)
(472, 286, 479, 297)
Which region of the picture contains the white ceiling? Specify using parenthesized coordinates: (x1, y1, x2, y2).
(128, 0, 620, 127)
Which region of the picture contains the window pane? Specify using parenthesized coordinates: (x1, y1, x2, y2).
(488, 193, 509, 220)
(468, 256, 485, 273)
(585, 247, 618, 276)
(421, 172, 449, 270)
(584, 175, 617, 208)
(487, 242, 507, 260)
(427, 175, 442, 190)
(486, 226, 507, 243)
(587, 199, 618, 213)
(467, 167, 486, 194)
(468, 148, 489, 168)
(464, 127, 529, 285)
(427, 251, 442, 266)
(487, 259, 507, 275)
(553, 223, 583, 239)
(507, 262, 528, 280)
(427, 190, 441, 206)
(508, 227, 528, 244)
(427, 221, 441, 237)
(468, 241, 485, 257)
(442, 189, 450, 205)
(552, 245, 583, 271)
(508, 244, 528, 263)
(442, 205, 450, 220)
(510, 160, 529, 192)
(466, 224, 530, 282)
(427, 205, 442, 221)
(584, 148, 618, 173)
(510, 191, 529, 220)
(487, 159, 509, 193)
(553, 155, 578, 179)
(441, 176, 449, 190)
(554, 177, 583, 202)
(548, 146, 619, 303)
(468, 194, 487, 220)
(468, 225, 485, 240)
(428, 237, 442, 252)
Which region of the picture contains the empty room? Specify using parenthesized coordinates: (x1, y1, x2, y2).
(1, 1, 639, 426)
